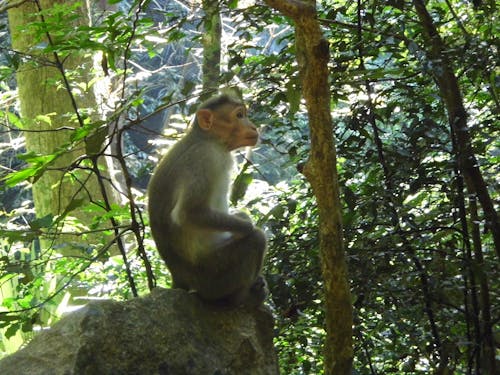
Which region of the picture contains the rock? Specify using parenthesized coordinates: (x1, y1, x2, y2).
(0, 288, 279, 375)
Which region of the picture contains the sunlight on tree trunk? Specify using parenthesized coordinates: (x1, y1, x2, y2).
(4, 0, 109, 353)
(8, 0, 108, 242)
(264, 1, 354, 374)
(5, 0, 120, 347)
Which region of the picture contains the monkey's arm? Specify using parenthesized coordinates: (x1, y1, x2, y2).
(175, 143, 253, 234)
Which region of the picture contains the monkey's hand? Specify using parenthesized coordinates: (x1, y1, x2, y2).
(229, 213, 255, 235)
(231, 212, 256, 240)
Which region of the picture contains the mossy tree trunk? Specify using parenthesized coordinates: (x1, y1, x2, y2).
(201, 0, 221, 98)
(264, 1, 354, 374)
(8, 0, 108, 241)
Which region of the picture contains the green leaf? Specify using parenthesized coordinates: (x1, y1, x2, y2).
(4, 152, 59, 187)
(0, 229, 39, 243)
(71, 126, 92, 143)
(35, 113, 56, 125)
(0, 314, 21, 328)
(286, 80, 301, 116)
(5, 323, 20, 339)
(21, 320, 34, 333)
(4, 167, 38, 187)
(228, 0, 239, 9)
(29, 214, 54, 230)
(58, 198, 86, 220)
(230, 172, 253, 205)
(0, 110, 25, 129)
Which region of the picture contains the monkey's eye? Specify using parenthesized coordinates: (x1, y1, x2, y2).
(236, 111, 245, 119)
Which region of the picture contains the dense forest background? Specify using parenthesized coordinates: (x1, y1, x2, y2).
(0, 0, 498, 374)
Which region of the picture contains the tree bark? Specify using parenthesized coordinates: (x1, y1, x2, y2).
(470, 197, 496, 375)
(5, 0, 117, 353)
(8, 0, 105, 229)
(264, 1, 354, 374)
(201, 0, 221, 97)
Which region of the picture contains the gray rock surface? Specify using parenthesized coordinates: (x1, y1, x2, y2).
(0, 288, 279, 375)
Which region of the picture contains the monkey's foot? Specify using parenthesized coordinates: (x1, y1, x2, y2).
(207, 276, 268, 309)
(243, 276, 268, 308)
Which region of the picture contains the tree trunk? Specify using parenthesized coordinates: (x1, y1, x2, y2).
(264, 1, 354, 374)
(201, 0, 221, 97)
(5, 0, 117, 352)
(8, 0, 106, 232)
(470, 197, 496, 375)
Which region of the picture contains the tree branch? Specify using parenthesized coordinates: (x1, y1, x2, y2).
(264, 0, 315, 19)
(0, 0, 30, 13)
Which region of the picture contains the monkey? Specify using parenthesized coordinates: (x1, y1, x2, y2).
(148, 93, 268, 307)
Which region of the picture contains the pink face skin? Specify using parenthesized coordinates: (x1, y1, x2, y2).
(197, 104, 259, 150)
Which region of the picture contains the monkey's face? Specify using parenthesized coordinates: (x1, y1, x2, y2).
(197, 104, 259, 151)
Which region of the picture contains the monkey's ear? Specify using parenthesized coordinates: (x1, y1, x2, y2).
(197, 109, 214, 130)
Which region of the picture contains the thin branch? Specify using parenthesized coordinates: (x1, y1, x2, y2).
(114, 0, 156, 290)
(0, 0, 30, 12)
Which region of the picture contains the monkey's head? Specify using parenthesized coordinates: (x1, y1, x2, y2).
(194, 94, 259, 151)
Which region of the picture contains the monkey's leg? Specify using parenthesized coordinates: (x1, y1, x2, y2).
(194, 228, 267, 302)
(157, 247, 195, 291)
(225, 274, 269, 308)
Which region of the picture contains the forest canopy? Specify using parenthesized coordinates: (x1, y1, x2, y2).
(0, 0, 498, 374)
